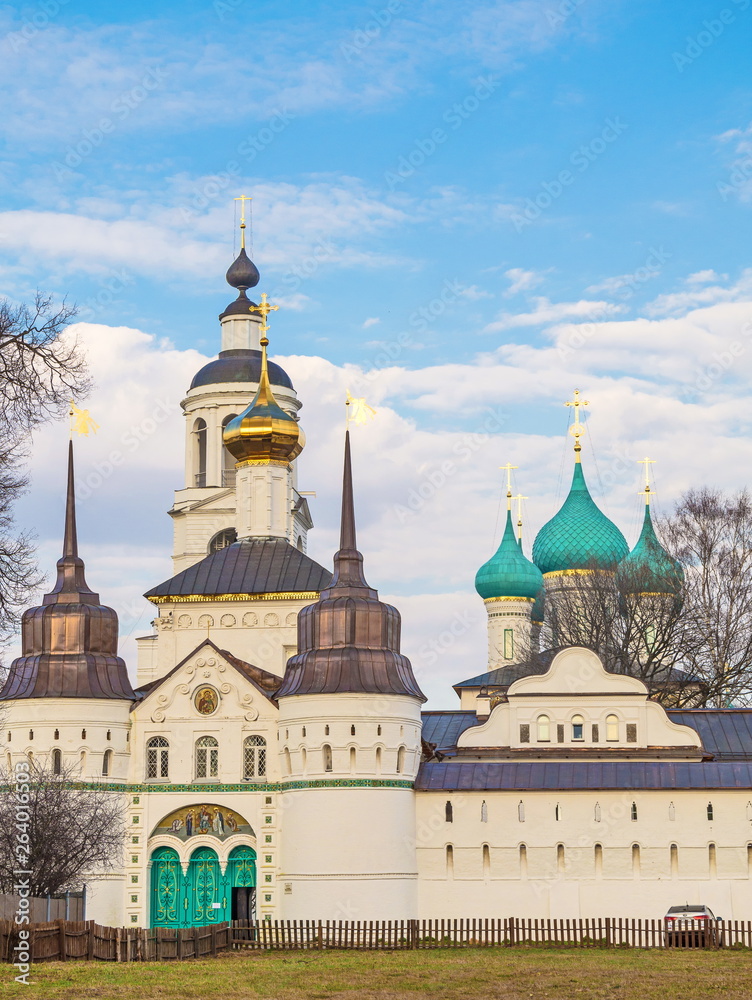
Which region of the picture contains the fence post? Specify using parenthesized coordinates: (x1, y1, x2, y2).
(58, 920, 67, 962)
(88, 920, 95, 960)
(317, 920, 323, 950)
(605, 918, 612, 948)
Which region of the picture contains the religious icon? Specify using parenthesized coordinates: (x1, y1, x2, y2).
(194, 686, 219, 715)
(152, 805, 254, 841)
(212, 809, 225, 835)
(185, 810, 194, 837)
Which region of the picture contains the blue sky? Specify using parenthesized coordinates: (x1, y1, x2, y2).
(3, 0, 752, 704)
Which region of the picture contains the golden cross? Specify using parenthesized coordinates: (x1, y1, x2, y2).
(565, 389, 589, 453)
(499, 463, 518, 509)
(345, 390, 377, 427)
(512, 493, 528, 542)
(249, 293, 279, 336)
(69, 401, 99, 438)
(234, 194, 252, 250)
(638, 456, 656, 504)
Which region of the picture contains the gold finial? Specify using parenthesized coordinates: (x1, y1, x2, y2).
(249, 292, 279, 337)
(638, 456, 656, 505)
(234, 194, 252, 250)
(69, 401, 99, 438)
(499, 463, 518, 510)
(512, 493, 528, 543)
(345, 390, 377, 428)
(565, 389, 590, 461)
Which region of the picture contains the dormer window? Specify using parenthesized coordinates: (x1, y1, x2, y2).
(572, 715, 584, 741)
(536, 715, 550, 743)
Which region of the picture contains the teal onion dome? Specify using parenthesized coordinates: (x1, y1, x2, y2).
(475, 510, 544, 600)
(532, 460, 629, 575)
(619, 503, 684, 595)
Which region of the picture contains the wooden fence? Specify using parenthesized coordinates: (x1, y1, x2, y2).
(0, 892, 84, 923)
(0, 916, 746, 962)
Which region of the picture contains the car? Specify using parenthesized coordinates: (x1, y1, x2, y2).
(664, 905, 724, 947)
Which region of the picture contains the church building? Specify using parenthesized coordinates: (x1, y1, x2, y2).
(3, 225, 752, 928)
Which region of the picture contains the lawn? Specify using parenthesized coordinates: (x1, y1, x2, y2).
(2, 947, 752, 1000)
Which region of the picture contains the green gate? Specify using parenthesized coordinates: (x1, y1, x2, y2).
(150, 844, 257, 927)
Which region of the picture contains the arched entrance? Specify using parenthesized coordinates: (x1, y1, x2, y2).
(149, 844, 257, 927)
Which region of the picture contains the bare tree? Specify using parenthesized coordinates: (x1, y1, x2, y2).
(0, 293, 90, 663)
(0, 759, 125, 897)
(659, 488, 752, 708)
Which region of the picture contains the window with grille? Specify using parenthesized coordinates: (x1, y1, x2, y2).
(146, 737, 169, 779)
(102, 749, 113, 776)
(243, 736, 267, 780)
(503, 629, 514, 660)
(195, 736, 219, 779)
(52, 748, 62, 775)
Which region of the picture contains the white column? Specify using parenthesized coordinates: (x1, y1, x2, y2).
(485, 597, 534, 668)
(236, 461, 294, 540)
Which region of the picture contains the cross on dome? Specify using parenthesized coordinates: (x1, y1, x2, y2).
(565, 389, 589, 458)
(499, 462, 518, 509)
(250, 293, 279, 337)
(638, 456, 656, 504)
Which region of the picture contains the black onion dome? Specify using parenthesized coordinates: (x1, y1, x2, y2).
(190, 349, 294, 391)
(226, 247, 260, 290)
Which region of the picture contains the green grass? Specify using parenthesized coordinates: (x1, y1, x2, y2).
(2, 947, 752, 999)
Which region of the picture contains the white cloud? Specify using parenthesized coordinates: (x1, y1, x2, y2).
(362, 317, 381, 329)
(503, 267, 546, 296)
(687, 269, 726, 285)
(484, 295, 624, 332)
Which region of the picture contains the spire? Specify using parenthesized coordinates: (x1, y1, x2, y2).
(220, 198, 261, 320)
(45, 441, 100, 606)
(276, 429, 424, 701)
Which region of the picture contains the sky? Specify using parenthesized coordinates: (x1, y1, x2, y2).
(2, 0, 752, 706)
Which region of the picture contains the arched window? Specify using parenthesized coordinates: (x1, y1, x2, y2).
(375, 746, 382, 775)
(557, 844, 565, 873)
(193, 418, 207, 487)
(81, 729, 86, 740)
(555, 803, 562, 821)
(324, 725, 330, 736)
(350, 725, 356, 736)
(632, 844, 640, 878)
(302, 727, 306, 738)
(102, 749, 113, 777)
(571, 715, 584, 741)
(519, 844, 528, 877)
(349, 747, 356, 773)
(28, 730, 33, 741)
(243, 736, 266, 780)
(446, 844, 454, 879)
(482, 844, 491, 879)
(396, 746, 406, 773)
(631, 801, 638, 822)
(606, 714, 619, 742)
(537, 715, 550, 742)
(208, 528, 237, 554)
(518, 800, 525, 823)
(670, 843, 679, 878)
(195, 736, 219, 779)
(747, 844, 752, 875)
(669, 801, 676, 821)
(53, 729, 59, 741)
(283, 748, 292, 776)
(106, 730, 111, 741)
(594, 843, 603, 878)
(300, 747, 307, 772)
(221, 414, 238, 486)
(146, 737, 169, 780)
(52, 748, 62, 775)
(377, 725, 382, 736)
(707, 801, 714, 821)
(445, 800, 453, 823)
(594, 801, 601, 822)
(481, 800, 488, 823)
(322, 744, 333, 772)
(709, 843, 717, 877)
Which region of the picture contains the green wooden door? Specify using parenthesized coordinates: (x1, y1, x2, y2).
(188, 847, 229, 925)
(150, 847, 181, 927)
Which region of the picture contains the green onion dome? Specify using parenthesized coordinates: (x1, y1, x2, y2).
(619, 503, 684, 596)
(532, 460, 628, 576)
(475, 510, 544, 600)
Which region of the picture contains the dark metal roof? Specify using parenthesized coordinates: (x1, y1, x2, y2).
(421, 711, 479, 748)
(190, 350, 293, 391)
(416, 760, 752, 791)
(669, 710, 752, 760)
(454, 650, 558, 690)
(276, 432, 425, 701)
(145, 539, 332, 600)
(0, 442, 134, 702)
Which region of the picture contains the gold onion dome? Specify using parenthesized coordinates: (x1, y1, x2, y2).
(223, 336, 304, 464)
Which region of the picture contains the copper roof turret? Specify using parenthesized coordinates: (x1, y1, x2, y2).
(276, 431, 425, 701)
(0, 442, 134, 701)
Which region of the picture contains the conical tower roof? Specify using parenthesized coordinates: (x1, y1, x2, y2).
(475, 510, 543, 600)
(276, 431, 425, 700)
(0, 443, 134, 701)
(533, 459, 628, 575)
(620, 502, 683, 595)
